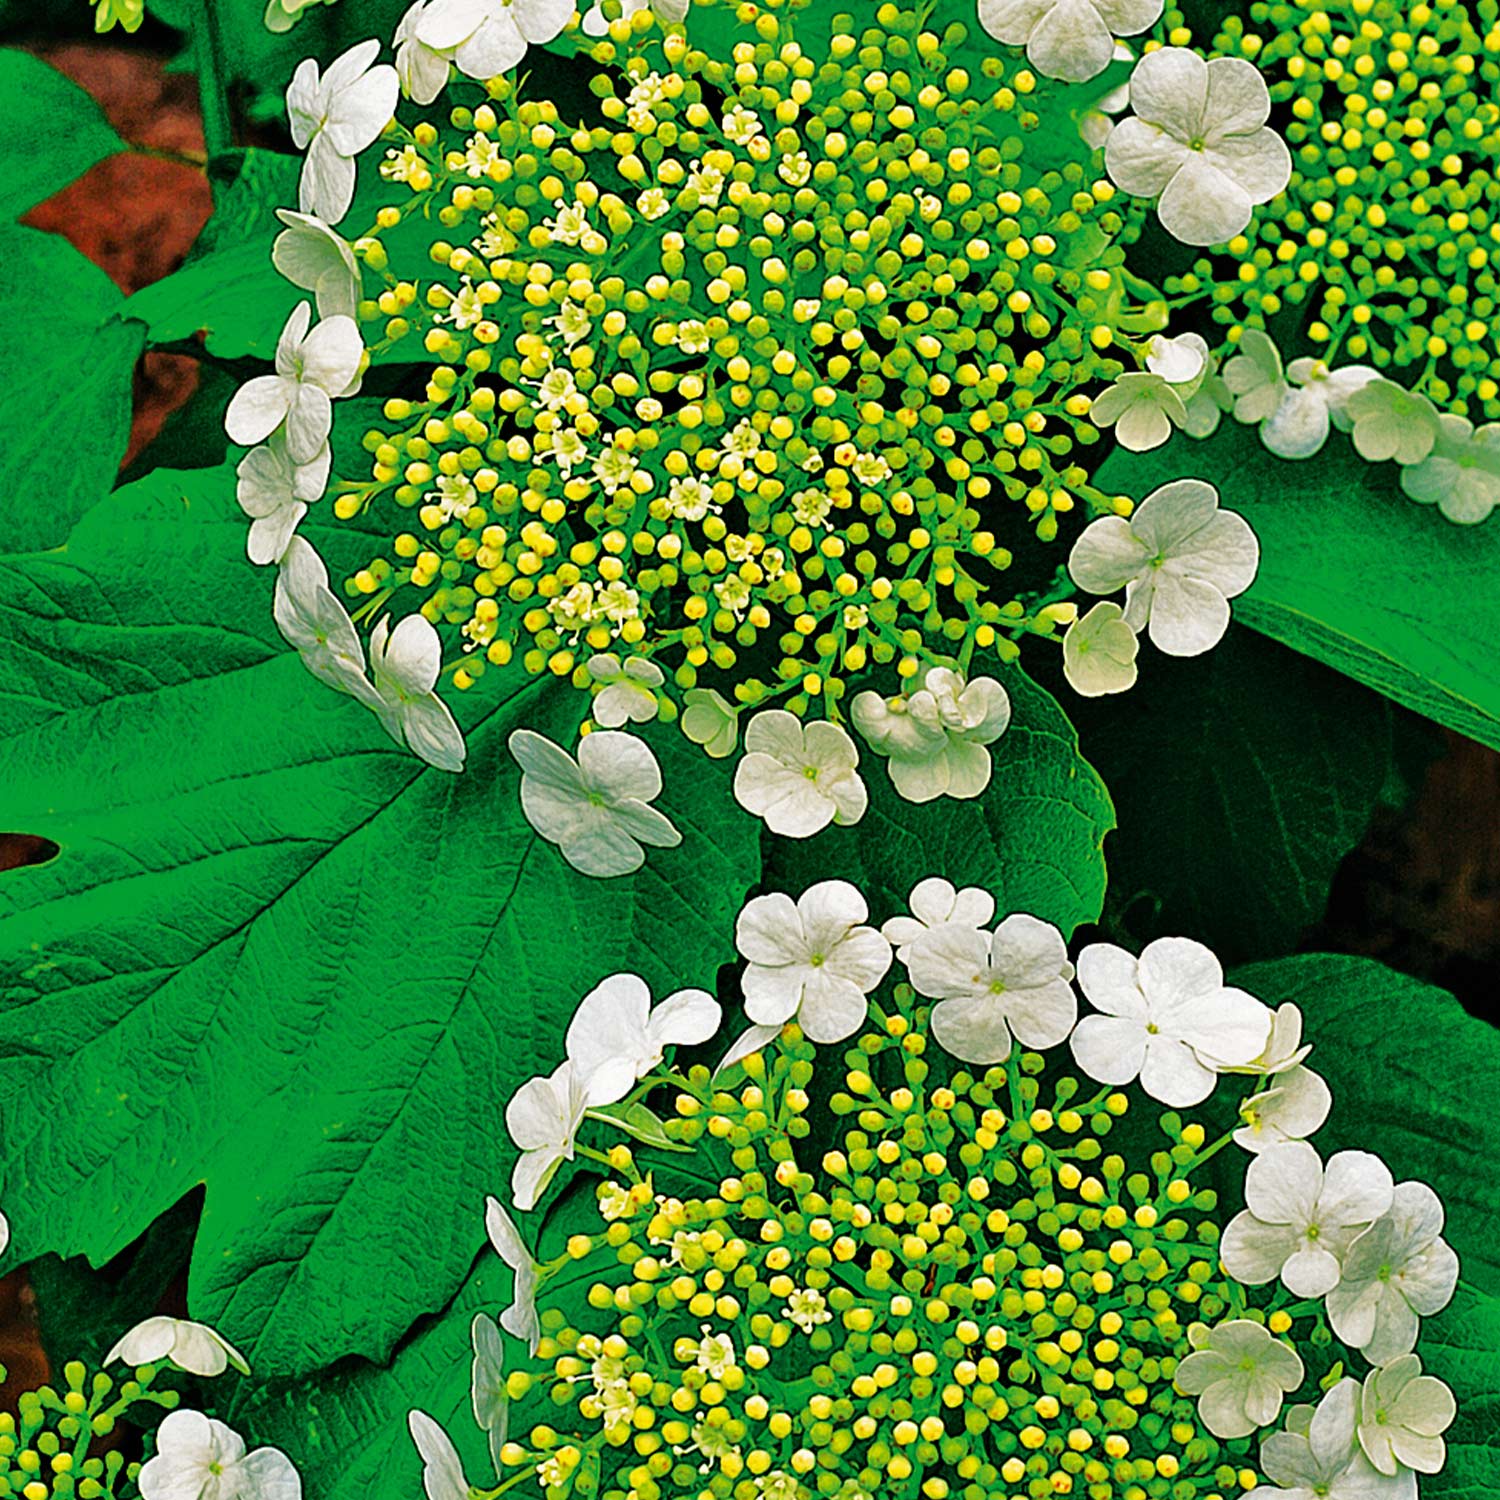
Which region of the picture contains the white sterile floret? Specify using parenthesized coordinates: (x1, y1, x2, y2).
(286, 40, 398, 224)
(582, 0, 688, 36)
(977, 0, 1162, 84)
(850, 666, 1011, 803)
(881, 877, 996, 964)
(1068, 479, 1260, 656)
(1257, 1380, 1410, 1500)
(470, 1312, 510, 1467)
(225, 301, 362, 465)
(410, 0, 574, 89)
(1146, 331, 1234, 438)
(1069, 937, 1271, 1106)
(1228, 1003, 1331, 1153)
(271, 210, 362, 321)
(506, 1060, 587, 1210)
(368, 614, 466, 772)
(236, 433, 329, 566)
(1399, 413, 1500, 525)
(734, 881, 893, 1046)
(1145, 331, 1208, 384)
(509, 728, 682, 878)
(1088, 371, 1189, 452)
(1345, 378, 1442, 466)
(1105, 48, 1291, 245)
(586, 653, 664, 727)
(1358, 1356, 1455, 1476)
(138, 1410, 301, 1500)
(1222, 1141, 1395, 1297)
(1327, 1181, 1460, 1364)
(273, 536, 381, 705)
(484, 1195, 540, 1350)
(106, 1317, 250, 1378)
(408, 1410, 469, 1500)
(1258, 357, 1378, 460)
(394, 0, 451, 105)
(680, 687, 738, 758)
(565, 972, 721, 1107)
(1062, 601, 1140, 697)
(1222, 329, 1288, 424)
(733, 710, 867, 837)
(907, 914, 1077, 1065)
(1173, 1318, 1304, 1439)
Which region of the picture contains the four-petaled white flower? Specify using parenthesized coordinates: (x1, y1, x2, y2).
(733, 710, 867, 837)
(1258, 1380, 1409, 1500)
(1068, 478, 1259, 656)
(1345, 378, 1442, 466)
(272, 210, 362, 321)
(1088, 371, 1190, 452)
(881, 877, 995, 965)
(506, 1059, 587, 1210)
(1358, 1356, 1455, 1476)
(408, 1410, 469, 1500)
(1327, 1181, 1459, 1364)
(1228, 1003, 1331, 1154)
(509, 729, 681, 878)
(850, 666, 1011, 804)
(565, 972, 721, 1107)
(978, 0, 1162, 83)
(484, 1195, 540, 1351)
(1222, 1141, 1395, 1297)
(225, 301, 362, 465)
(1062, 601, 1140, 697)
(908, 914, 1077, 1065)
(587, 653, 664, 728)
(735, 881, 892, 1047)
(1258, 357, 1378, 460)
(1069, 937, 1271, 1106)
(582, 0, 688, 36)
(470, 1312, 510, 1467)
(681, 687, 738, 758)
(273, 537, 381, 705)
(236, 434, 329, 567)
(1399, 413, 1500, 525)
(1105, 48, 1291, 245)
(1174, 1318, 1305, 1439)
(410, 0, 575, 89)
(368, 613, 466, 772)
(138, 1410, 301, 1500)
(286, 39, 399, 224)
(106, 1316, 250, 1378)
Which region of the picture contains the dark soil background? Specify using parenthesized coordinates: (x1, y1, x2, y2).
(2, 33, 1496, 1406)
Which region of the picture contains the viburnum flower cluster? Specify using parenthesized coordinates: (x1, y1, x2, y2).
(407, 872, 1462, 1500)
(223, 0, 1299, 812)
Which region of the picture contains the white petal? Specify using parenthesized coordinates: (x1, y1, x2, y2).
(930, 995, 1014, 1064)
(225, 376, 293, 447)
(1157, 154, 1254, 246)
(1138, 1035, 1218, 1106)
(1070, 1014, 1148, 1084)
(1221, 1210, 1300, 1285)
(408, 1411, 468, 1500)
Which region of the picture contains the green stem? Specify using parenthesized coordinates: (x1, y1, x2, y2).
(195, 0, 234, 161)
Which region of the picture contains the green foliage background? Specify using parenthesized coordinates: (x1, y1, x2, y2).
(0, 7, 1496, 1498)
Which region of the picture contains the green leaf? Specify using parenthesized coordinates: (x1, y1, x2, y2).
(0, 463, 759, 1379)
(0, 50, 125, 219)
(1096, 420, 1500, 754)
(0, 224, 142, 551)
(1231, 952, 1500, 1298)
(1415, 1280, 1500, 1500)
(763, 668, 1114, 937)
(1059, 626, 1398, 965)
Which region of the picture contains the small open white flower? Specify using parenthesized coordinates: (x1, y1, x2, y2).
(735, 881, 892, 1044)
(1234, 1068, 1332, 1154)
(413, 0, 575, 85)
(484, 1195, 540, 1351)
(236, 434, 329, 566)
(1222, 329, 1289, 425)
(1088, 371, 1190, 451)
(507, 1059, 588, 1210)
(1222, 1141, 1395, 1297)
(1174, 1318, 1304, 1439)
(1105, 48, 1290, 245)
(1327, 1181, 1459, 1363)
(733, 710, 867, 837)
(587, 654, 664, 728)
(286, 39, 398, 224)
(978, 0, 1162, 84)
(582, 0, 688, 35)
(106, 1316, 250, 1378)
(1346, 378, 1442, 466)
(565, 972, 721, 1107)
(408, 1410, 469, 1500)
(1358, 1356, 1455, 1476)
(1062, 601, 1140, 697)
(225, 301, 362, 465)
(510, 728, 681, 877)
(1258, 1380, 1402, 1500)
(139, 1410, 301, 1500)
(1070, 937, 1271, 1106)
(850, 666, 1011, 803)
(681, 687, 738, 758)
(1399, 413, 1500, 525)
(470, 1312, 510, 1466)
(272, 210, 362, 322)
(907, 914, 1076, 1065)
(1068, 479, 1259, 656)
(273, 537, 381, 706)
(1259, 358, 1378, 460)
(369, 614, 466, 772)
(881, 877, 995, 964)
